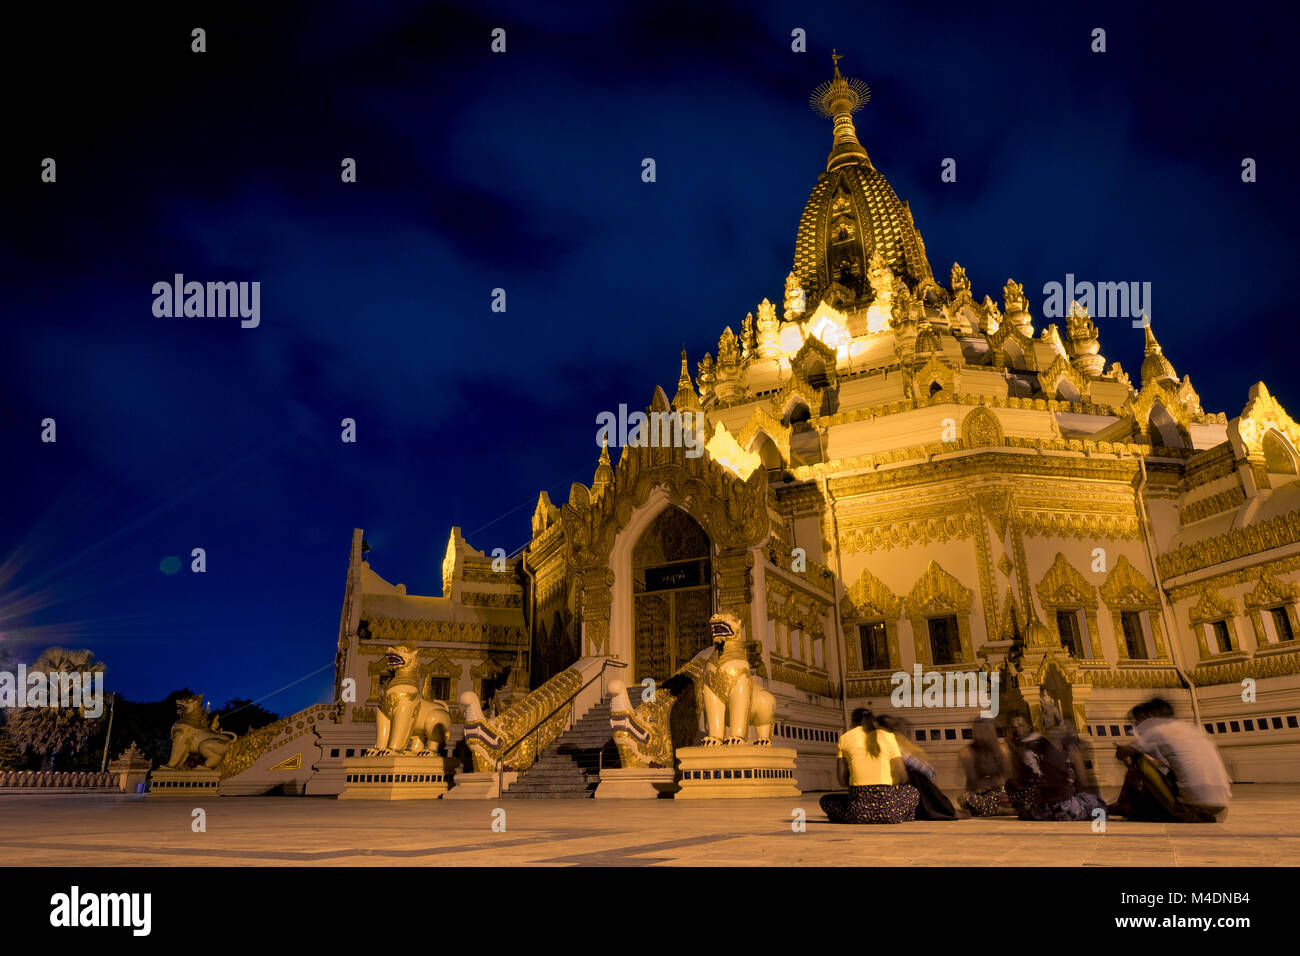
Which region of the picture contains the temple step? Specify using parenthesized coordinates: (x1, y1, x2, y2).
(501, 695, 622, 799)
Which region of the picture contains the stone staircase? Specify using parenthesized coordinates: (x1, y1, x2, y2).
(501, 696, 621, 799)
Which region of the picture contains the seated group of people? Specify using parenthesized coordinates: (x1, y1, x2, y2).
(820, 697, 1231, 825)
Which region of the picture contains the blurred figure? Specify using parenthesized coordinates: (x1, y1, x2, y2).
(876, 713, 963, 820)
(1004, 712, 1103, 821)
(959, 716, 1013, 816)
(1110, 698, 1231, 823)
(820, 708, 920, 824)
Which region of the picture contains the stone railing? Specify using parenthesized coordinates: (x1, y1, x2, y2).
(0, 770, 119, 791)
(462, 656, 619, 773)
(609, 648, 712, 769)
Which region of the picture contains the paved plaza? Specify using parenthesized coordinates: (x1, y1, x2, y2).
(0, 784, 1297, 866)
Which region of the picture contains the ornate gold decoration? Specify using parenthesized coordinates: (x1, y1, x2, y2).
(460, 666, 583, 773)
(1185, 584, 1241, 659)
(1180, 487, 1246, 525)
(1100, 555, 1169, 660)
(1036, 553, 1101, 656)
(1140, 323, 1178, 386)
(560, 433, 769, 655)
(1157, 509, 1300, 579)
(903, 560, 974, 665)
(363, 618, 527, 647)
(1191, 648, 1300, 686)
(961, 406, 1004, 447)
(838, 567, 901, 672)
(1064, 301, 1105, 376)
(609, 653, 711, 768)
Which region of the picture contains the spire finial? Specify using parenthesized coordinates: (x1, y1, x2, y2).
(673, 348, 703, 412)
(810, 51, 872, 171)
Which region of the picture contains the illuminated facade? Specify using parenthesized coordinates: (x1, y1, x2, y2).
(214, 58, 1300, 796)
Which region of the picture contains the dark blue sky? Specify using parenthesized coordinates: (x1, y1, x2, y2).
(2, 1, 1296, 716)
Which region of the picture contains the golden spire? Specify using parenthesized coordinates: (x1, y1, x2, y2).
(810, 51, 872, 171)
(1140, 319, 1177, 386)
(672, 348, 703, 412)
(592, 436, 614, 498)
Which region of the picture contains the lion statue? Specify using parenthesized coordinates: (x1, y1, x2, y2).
(368, 645, 451, 756)
(166, 694, 237, 769)
(700, 613, 775, 746)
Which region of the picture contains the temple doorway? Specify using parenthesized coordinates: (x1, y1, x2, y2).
(631, 507, 714, 684)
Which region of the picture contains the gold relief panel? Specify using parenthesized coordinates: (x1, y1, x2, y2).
(364, 617, 528, 647)
(1191, 649, 1300, 687)
(1088, 667, 1181, 690)
(838, 510, 974, 555)
(1018, 511, 1141, 541)
(771, 663, 835, 698)
(462, 591, 523, 609)
(1179, 487, 1246, 526)
(823, 455, 1140, 500)
(462, 566, 504, 585)
(1157, 509, 1300, 579)
(1166, 556, 1300, 602)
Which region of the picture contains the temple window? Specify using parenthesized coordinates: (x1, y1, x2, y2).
(1055, 609, 1091, 658)
(1101, 555, 1169, 661)
(927, 615, 961, 665)
(428, 677, 451, 701)
(1269, 606, 1295, 644)
(1120, 611, 1151, 660)
(858, 621, 889, 670)
(840, 568, 902, 672)
(904, 561, 974, 666)
(1208, 619, 1234, 654)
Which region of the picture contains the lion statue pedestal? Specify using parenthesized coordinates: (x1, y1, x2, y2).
(674, 614, 799, 799)
(149, 694, 236, 797)
(339, 645, 459, 799)
(338, 753, 460, 800)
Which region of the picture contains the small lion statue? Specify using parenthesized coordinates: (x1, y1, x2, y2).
(166, 694, 237, 769)
(368, 645, 452, 756)
(700, 613, 775, 746)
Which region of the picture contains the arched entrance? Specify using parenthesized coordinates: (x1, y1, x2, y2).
(630, 507, 715, 684)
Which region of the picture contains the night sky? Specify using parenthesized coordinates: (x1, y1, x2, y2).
(2, 1, 1295, 716)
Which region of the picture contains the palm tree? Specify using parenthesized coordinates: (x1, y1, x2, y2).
(5, 647, 107, 771)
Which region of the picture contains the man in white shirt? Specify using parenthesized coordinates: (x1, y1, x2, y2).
(1111, 698, 1231, 823)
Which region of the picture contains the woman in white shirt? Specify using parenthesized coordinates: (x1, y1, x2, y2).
(820, 708, 920, 824)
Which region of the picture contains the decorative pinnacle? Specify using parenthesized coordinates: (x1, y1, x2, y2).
(809, 51, 872, 171)
(810, 51, 871, 117)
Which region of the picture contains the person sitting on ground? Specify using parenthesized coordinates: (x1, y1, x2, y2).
(1110, 698, 1231, 823)
(820, 708, 920, 825)
(959, 716, 1013, 816)
(876, 713, 963, 820)
(1004, 712, 1104, 821)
